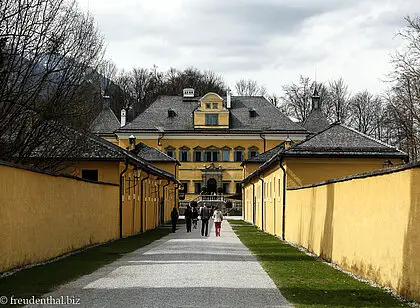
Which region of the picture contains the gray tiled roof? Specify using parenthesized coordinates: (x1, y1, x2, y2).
(78, 135, 177, 180)
(285, 123, 407, 158)
(302, 109, 330, 133)
(243, 123, 408, 184)
(6, 115, 176, 181)
(116, 95, 306, 133)
(246, 142, 285, 163)
(90, 107, 120, 135)
(133, 142, 177, 162)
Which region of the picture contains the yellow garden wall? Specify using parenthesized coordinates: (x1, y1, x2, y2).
(286, 157, 404, 188)
(286, 166, 420, 302)
(243, 157, 406, 236)
(0, 163, 119, 273)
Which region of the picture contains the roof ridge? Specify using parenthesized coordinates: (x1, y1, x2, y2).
(108, 107, 120, 126)
(284, 122, 339, 152)
(302, 108, 327, 125)
(340, 123, 406, 153)
(90, 106, 121, 134)
(88, 135, 156, 169)
(246, 141, 285, 162)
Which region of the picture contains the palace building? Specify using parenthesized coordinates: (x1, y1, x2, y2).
(92, 88, 407, 212)
(113, 89, 308, 204)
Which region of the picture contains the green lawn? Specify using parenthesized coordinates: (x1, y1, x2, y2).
(0, 226, 171, 307)
(228, 220, 409, 308)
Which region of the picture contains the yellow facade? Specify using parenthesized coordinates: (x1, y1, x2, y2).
(118, 136, 289, 203)
(243, 161, 261, 178)
(66, 160, 178, 237)
(66, 161, 120, 184)
(152, 162, 177, 176)
(120, 165, 177, 236)
(243, 162, 285, 237)
(115, 91, 307, 204)
(0, 163, 119, 273)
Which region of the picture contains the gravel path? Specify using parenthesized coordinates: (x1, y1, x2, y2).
(29, 219, 292, 307)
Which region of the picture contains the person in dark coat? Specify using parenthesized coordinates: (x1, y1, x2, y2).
(170, 207, 179, 233)
(192, 206, 199, 229)
(184, 205, 193, 232)
(200, 204, 211, 236)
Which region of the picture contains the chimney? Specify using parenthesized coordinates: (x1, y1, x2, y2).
(121, 109, 126, 127)
(226, 88, 231, 109)
(311, 88, 320, 110)
(183, 88, 194, 98)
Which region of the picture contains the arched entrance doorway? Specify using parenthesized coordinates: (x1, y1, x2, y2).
(207, 178, 217, 194)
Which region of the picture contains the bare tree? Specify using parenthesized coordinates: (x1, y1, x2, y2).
(324, 77, 351, 123)
(199, 70, 226, 95)
(280, 76, 315, 122)
(235, 79, 267, 96)
(0, 0, 105, 170)
(131, 67, 154, 113)
(115, 70, 134, 108)
(383, 77, 420, 160)
(267, 94, 281, 107)
(98, 59, 117, 96)
(161, 67, 225, 97)
(348, 90, 384, 137)
(383, 16, 420, 161)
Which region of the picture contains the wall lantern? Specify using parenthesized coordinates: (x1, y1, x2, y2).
(383, 160, 393, 168)
(129, 134, 136, 145)
(284, 136, 292, 149)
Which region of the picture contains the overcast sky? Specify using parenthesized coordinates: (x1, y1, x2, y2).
(77, 0, 419, 96)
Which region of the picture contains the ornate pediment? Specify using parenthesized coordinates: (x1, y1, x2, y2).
(204, 162, 222, 171)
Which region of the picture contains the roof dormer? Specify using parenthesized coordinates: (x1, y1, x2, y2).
(249, 108, 257, 118)
(168, 108, 176, 118)
(193, 92, 230, 129)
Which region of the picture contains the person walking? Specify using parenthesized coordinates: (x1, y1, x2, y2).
(184, 204, 193, 232)
(192, 206, 199, 229)
(170, 207, 179, 233)
(213, 207, 223, 237)
(200, 204, 211, 237)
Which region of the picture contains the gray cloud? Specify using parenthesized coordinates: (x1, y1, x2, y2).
(78, 0, 420, 94)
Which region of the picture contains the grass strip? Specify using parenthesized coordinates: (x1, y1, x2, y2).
(228, 220, 408, 308)
(0, 226, 171, 306)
